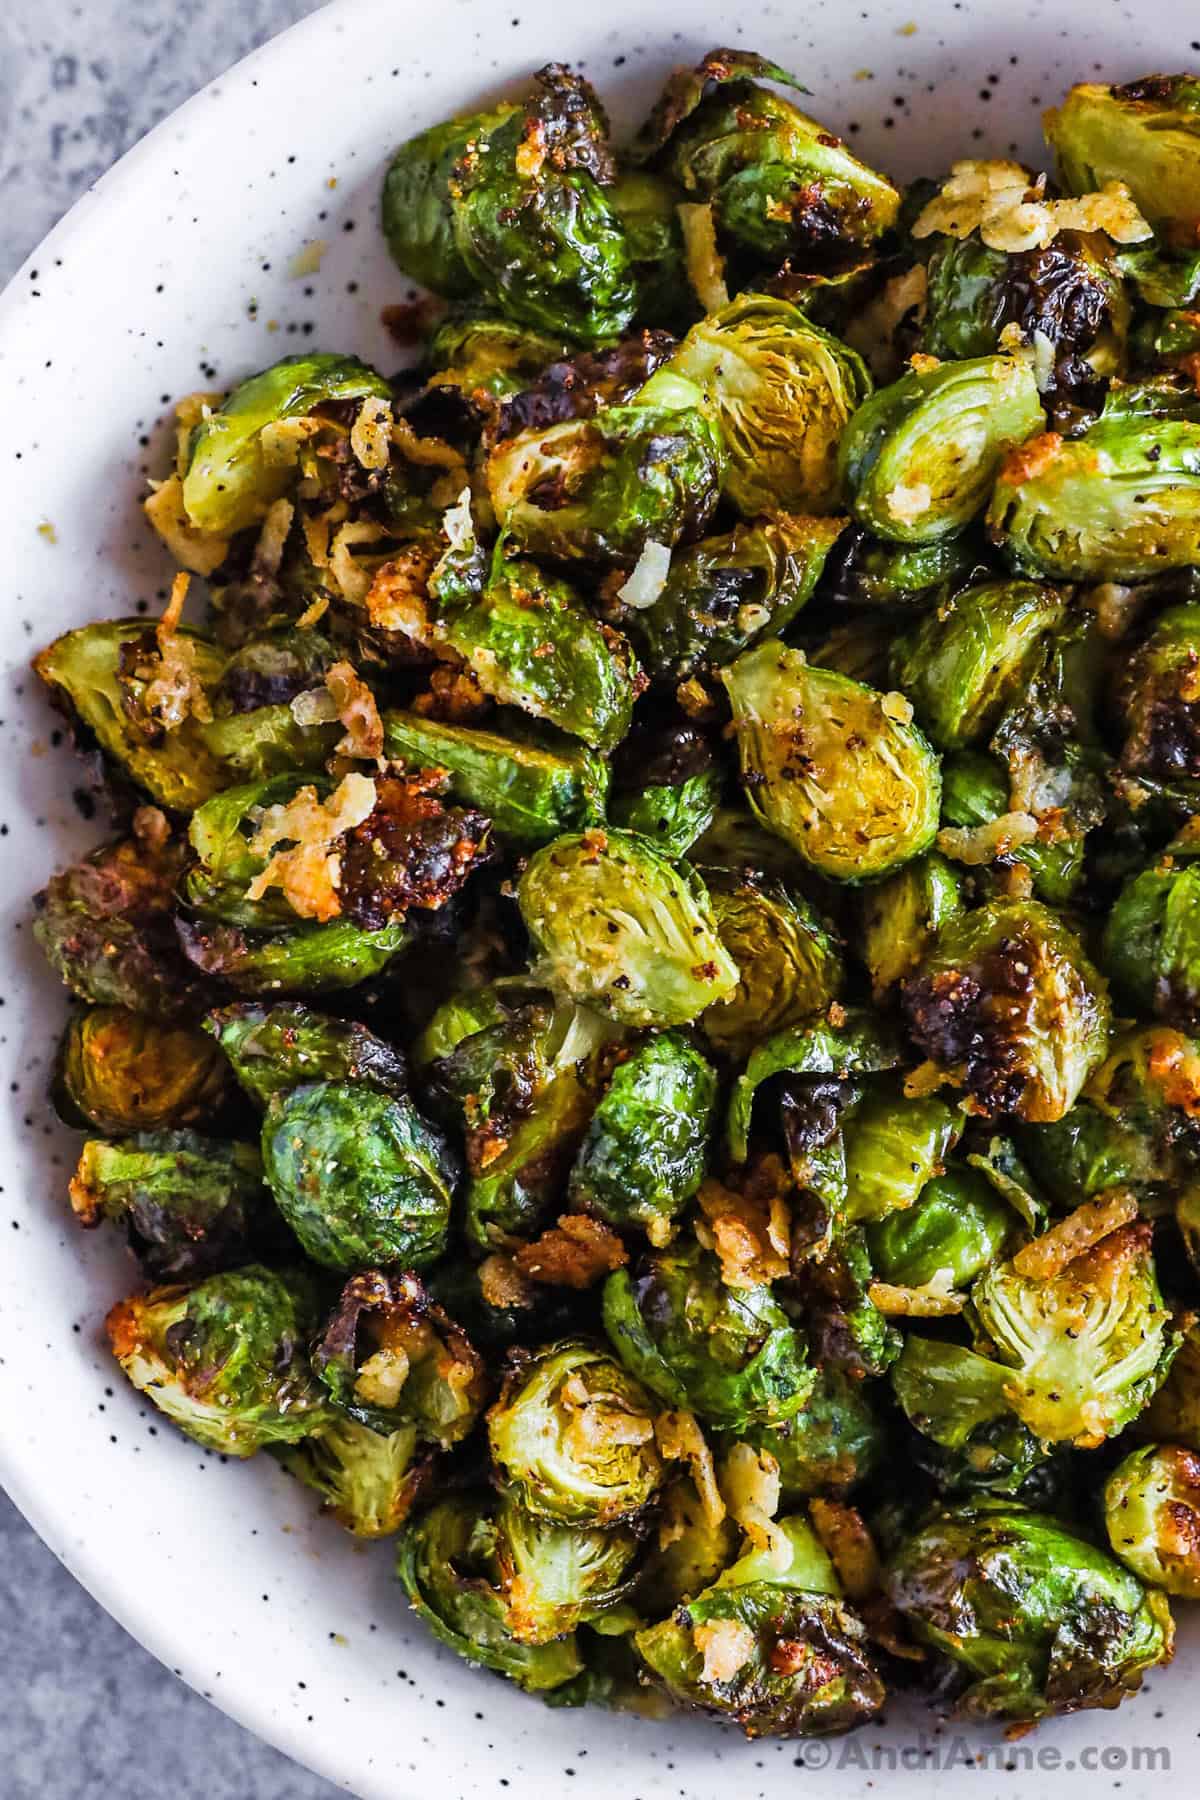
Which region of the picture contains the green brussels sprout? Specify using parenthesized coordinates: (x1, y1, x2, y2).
(938, 750, 1085, 905)
(609, 514, 845, 687)
(176, 913, 412, 996)
(727, 1008, 904, 1164)
(106, 1264, 327, 1456)
(637, 48, 900, 265)
(262, 1081, 457, 1271)
(69, 1131, 267, 1281)
(208, 626, 338, 713)
(726, 1369, 885, 1503)
(903, 899, 1111, 1122)
(969, 1222, 1174, 1446)
(182, 353, 391, 535)
(608, 747, 721, 860)
(640, 295, 871, 517)
(890, 579, 1066, 751)
(602, 1239, 813, 1432)
(839, 353, 1045, 544)
(423, 311, 571, 407)
(634, 1513, 885, 1738)
(518, 829, 738, 1029)
(276, 1414, 430, 1539)
(1102, 858, 1200, 1025)
(857, 852, 965, 999)
(841, 1086, 963, 1225)
(890, 1337, 1046, 1496)
(487, 1339, 665, 1526)
(568, 1032, 718, 1239)
(197, 701, 340, 785)
(869, 1167, 1016, 1289)
(987, 612, 1109, 839)
(884, 1499, 1174, 1722)
(383, 710, 608, 845)
(486, 402, 725, 568)
(204, 1001, 407, 1110)
(382, 67, 637, 347)
(700, 871, 844, 1061)
(1118, 246, 1200, 310)
(822, 525, 986, 611)
(607, 170, 690, 325)
(1117, 602, 1200, 782)
(634, 1480, 740, 1624)
(722, 642, 942, 883)
(312, 1268, 486, 1446)
(987, 418, 1200, 581)
(34, 619, 227, 809)
(396, 1495, 584, 1691)
(687, 803, 812, 884)
(492, 1491, 641, 1645)
(440, 555, 638, 751)
(424, 1256, 579, 1355)
(1046, 74, 1200, 235)
(1105, 1443, 1200, 1598)
(57, 1007, 229, 1135)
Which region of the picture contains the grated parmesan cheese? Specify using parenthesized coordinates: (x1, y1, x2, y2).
(1012, 1189, 1139, 1281)
(350, 395, 394, 471)
(143, 473, 231, 577)
(912, 159, 1152, 254)
(244, 771, 376, 921)
(656, 1411, 725, 1530)
(868, 1268, 965, 1316)
(693, 1619, 756, 1685)
(677, 202, 730, 314)
(886, 480, 933, 526)
(938, 811, 1040, 866)
(617, 540, 672, 610)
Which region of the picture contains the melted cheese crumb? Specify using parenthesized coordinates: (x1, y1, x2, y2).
(868, 1268, 965, 1316)
(913, 159, 1151, 253)
(937, 810, 1040, 866)
(144, 473, 231, 577)
(325, 660, 385, 763)
(617, 540, 672, 610)
(244, 771, 376, 921)
(678, 202, 730, 314)
(1012, 1189, 1139, 1281)
(350, 395, 394, 471)
(694, 1619, 756, 1685)
(721, 1442, 790, 1570)
(656, 1411, 725, 1529)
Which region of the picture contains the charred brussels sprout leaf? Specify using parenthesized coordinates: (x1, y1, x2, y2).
(1046, 75, 1200, 236)
(701, 872, 844, 1061)
(1102, 859, 1200, 1026)
(723, 643, 942, 883)
(261, 1081, 457, 1271)
(641, 295, 871, 517)
(396, 1494, 584, 1691)
(903, 899, 1111, 1122)
(568, 1033, 718, 1238)
(885, 1499, 1173, 1723)
(183, 353, 391, 535)
(839, 353, 1045, 544)
(493, 1491, 641, 1644)
(1117, 603, 1200, 782)
(869, 1167, 1015, 1289)
(1105, 1444, 1200, 1599)
(635, 1515, 885, 1738)
(857, 852, 965, 999)
(70, 1132, 267, 1281)
(727, 1369, 885, 1503)
(205, 1001, 407, 1110)
(890, 1336, 1045, 1495)
(276, 1413, 429, 1539)
(727, 1008, 904, 1165)
(106, 1264, 327, 1456)
(518, 830, 738, 1029)
(487, 1339, 665, 1525)
(58, 1007, 230, 1134)
(602, 1240, 813, 1432)
(822, 527, 985, 611)
(487, 403, 724, 568)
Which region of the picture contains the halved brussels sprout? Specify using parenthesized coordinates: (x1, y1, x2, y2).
(903, 899, 1111, 1122)
(609, 514, 845, 685)
(988, 418, 1200, 581)
(312, 1268, 486, 1445)
(205, 1000, 407, 1110)
(487, 1339, 665, 1526)
(58, 1007, 229, 1134)
(608, 730, 721, 859)
(277, 1414, 430, 1539)
(1117, 602, 1200, 781)
(969, 1222, 1173, 1446)
(700, 871, 844, 1061)
(383, 710, 608, 845)
(726, 1369, 885, 1503)
(857, 852, 965, 999)
(261, 1081, 457, 1271)
(486, 403, 724, 567)
(568, 1032, 718, 1239)
(182, 353, 391, 535)
(727, 1008, 904, 1164)
(640, 295, 871, 516)
(602, 1240, 812, 1433)
(518, 829, 738, 1029)
(634, 1513, 885, 1738)
(938, 750, 1084, 906)
(890, 1336, 1045, 1495)
(841, 1086, 963, 1225)
(198, 702, 340, 785)
(1105, 1443, 1200, 1598)
(722, 643, 942, 882)
(493, 1491, 641, 1645)
(890, 579, 1066, 750)
(494, 327, 681, 440)
(1102, 858, 1200, 1025)
(822, 526, 985, 611)
(70, 1131, 267, 1281)
(869, 1167, 1016, 1290)
(396, 1494, 583, 1691)
(34, 619, 226, 809)
(106, 1264, 327, 1456)
(1046, 74, 1200, 236)
(885, 1499, 1173, 1723)
(839, 353, 1045, 544)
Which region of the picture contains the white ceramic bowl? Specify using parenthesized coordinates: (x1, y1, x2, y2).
(0, 1, 1193, 1794)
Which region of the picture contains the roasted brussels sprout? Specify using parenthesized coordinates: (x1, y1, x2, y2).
(492, 1491, 641, 1644)
(727, 1369, 885, 1503)
(69, 1132, 267, 1280)
(277, 1414, 430, 1539)
(726, 1008, 904, 1164)
(487, 1339, 665, 1525)
(486, 402, 724, 568)
(839, 353, 1045, 544)
(261, 1081, 457, 1271)
(608, 728, 721, 858)
(176, 913, 413, 996)
(1105, 1444, 1200, 1598)
(423, 311, 571, 409)
(205, 1000, 406, 1110)
(1102, 857, 1200, 1025)
(57, 1007, 229, 1134)
(635, 1513, 885, 1737)
(106, 1265, 327, 1456)
(857, 852, 965, 999)
(1046, 74, 1200, 237)
(1117, 603, 1200, 782)
(885, 1499, 1174, 1723)
(841, 1086, 963, 1225)
(722, 643, 942, 882)
(518, 829, 738, 1028)
(606, 171, 690, 327)
(602, 1240, 812, 1432)
(701, 871, 844, 1061)
(568, 1033, 717, 1240)
(637, 48, 900, 265)
(641, 295, 871, 516)
(890, 1337, 1046, 1495)
(794, 1221, 902, 1380)
(903, 898, 1111, 1122)
(890, 579, 1066, 751)
(636, 1476, 739, 1616)
(938, 750, 1084, 905)
(869, 1167, 1015, 1290)
(396, 1495, 584, 1691)
(822, 526, 984, 611)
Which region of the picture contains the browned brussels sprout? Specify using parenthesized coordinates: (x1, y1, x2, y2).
(701, 871, 844, 1061)
(1117, 603, 1200, 782)
(1105, 1444, 1200, 1598)
(57, 1006, 230, 1134)
(608, 725, 721, 859)
(69, 1132, 268, 1281)
(1046, 74, 1200, 237)
(205, 1000, 407, 1110)
(1103, 856, 1200, 1026)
